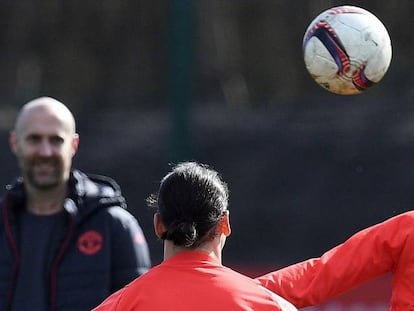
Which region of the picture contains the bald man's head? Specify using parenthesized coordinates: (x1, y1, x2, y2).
(14, 97, 76, 138)
(10, 97, 79, 191)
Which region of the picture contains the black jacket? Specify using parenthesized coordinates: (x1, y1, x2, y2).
(0, 170, 151, 311)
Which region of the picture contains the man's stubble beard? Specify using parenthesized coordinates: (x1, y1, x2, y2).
(21, 157, 64, 191)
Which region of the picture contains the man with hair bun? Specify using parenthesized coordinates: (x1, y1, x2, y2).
(93, 161, 296, 311)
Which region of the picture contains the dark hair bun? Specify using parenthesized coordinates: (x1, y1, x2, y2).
(163, 220, 198, 248)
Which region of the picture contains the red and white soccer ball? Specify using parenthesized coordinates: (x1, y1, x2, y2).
(303, 5, 392, 95)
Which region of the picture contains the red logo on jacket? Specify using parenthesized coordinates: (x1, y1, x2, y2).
(78, 230, 103, 255)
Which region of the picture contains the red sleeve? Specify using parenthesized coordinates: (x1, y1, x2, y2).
(256, 212, 414, 308)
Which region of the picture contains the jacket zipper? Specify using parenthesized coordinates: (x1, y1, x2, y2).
(48, 215, 75, 311)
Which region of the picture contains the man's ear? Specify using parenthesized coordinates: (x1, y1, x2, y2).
(71, 133, 80, 156)
(9, 131, 18, 154)
(219, 210, 231, 237)
(154, 213, 166, 238)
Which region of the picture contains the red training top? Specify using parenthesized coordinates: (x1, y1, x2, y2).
(256, 211, 414, 310)
(93, 251, 296, 311)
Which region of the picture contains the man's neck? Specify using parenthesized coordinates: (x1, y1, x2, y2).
(25, 185, 68, 215)
(163, 237, 223, 263)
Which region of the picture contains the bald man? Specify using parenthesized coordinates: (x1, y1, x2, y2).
(0, 97, 151, 311)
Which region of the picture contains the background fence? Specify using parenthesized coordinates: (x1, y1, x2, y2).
(1, 1, 413, 309)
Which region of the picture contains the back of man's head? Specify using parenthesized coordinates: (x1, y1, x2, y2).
(148, 162, 229, 248)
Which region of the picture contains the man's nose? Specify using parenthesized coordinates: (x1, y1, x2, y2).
(38, 141, 54, 156)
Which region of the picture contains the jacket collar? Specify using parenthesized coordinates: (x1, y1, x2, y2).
(2, 169, 126, 223)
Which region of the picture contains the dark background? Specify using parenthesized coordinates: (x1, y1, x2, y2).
(1, 1, 413, 277)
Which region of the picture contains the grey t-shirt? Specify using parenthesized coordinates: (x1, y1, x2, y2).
(12, 210, 65, 311)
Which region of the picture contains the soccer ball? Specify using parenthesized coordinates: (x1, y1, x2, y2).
(303, 5, 392, 95)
